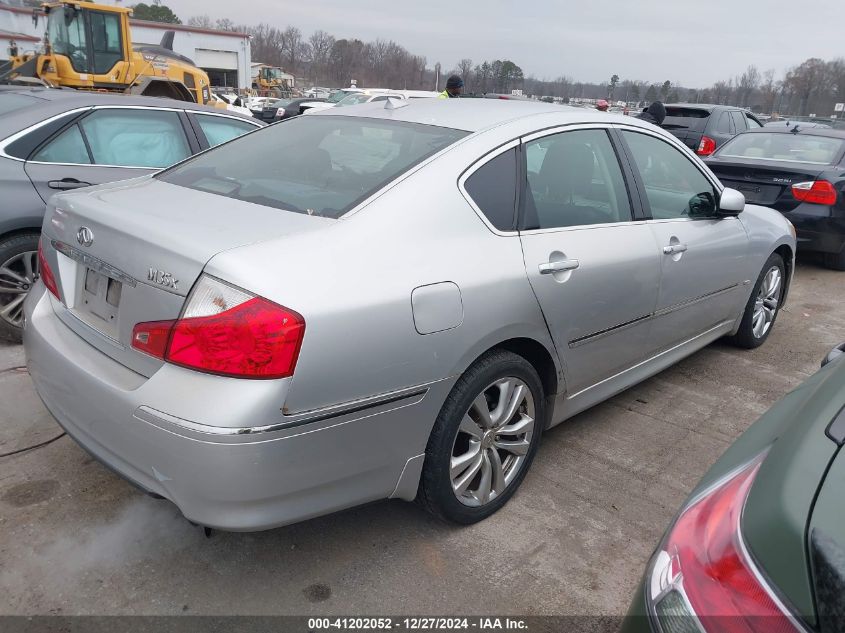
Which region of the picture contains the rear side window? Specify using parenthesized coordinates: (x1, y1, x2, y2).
(663, 108, 710, 132)
(159, 116, 467, 218)
(464, 148, 517, 231)
(195, 114, 256, 148)
(80, 108, 191, 168)
(31, 124, 91, 164)
(730, 111, 747, 133)
(715, 112, 733, 134)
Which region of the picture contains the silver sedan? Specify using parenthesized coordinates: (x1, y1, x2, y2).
(24, 99, 795, 530)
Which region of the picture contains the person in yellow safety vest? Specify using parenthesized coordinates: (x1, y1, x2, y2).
(438, 75, 464, 99)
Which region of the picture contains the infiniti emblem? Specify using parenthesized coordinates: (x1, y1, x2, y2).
(76, 226, 94, 247)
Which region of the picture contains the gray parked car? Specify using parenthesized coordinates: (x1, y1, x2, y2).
(0, 88, 263, 341)
(24, 100, 796, 531)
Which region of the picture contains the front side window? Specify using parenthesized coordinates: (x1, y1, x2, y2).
(80, 109, 190, 168)
(89, 11, 122, 74)
(31, 124, 91, 164)
(746, 115, 762, 129)
(464, 148, 517, 231)
(622, 131, 718, 220)
(48, 6, 89, 73)
(195, 115, 256, 148)
(523, 129, 632, 229)
(159, 116, 467, 218)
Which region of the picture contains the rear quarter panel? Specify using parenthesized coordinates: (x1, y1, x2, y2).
(0, 157, 46, 236)
(204, 130, 560, 432)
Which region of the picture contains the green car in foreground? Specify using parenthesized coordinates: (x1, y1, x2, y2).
(623, 342, 845, 633)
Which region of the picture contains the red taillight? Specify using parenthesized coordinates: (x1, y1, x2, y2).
(132, 275, 305, 379)
(791, 180, 838, 206)
(697, 136, 717, 156)
(37, 238, 59, 300)
(647, 452, 798, 633)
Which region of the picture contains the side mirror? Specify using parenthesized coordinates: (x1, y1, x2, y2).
(718, 187, 745, 216)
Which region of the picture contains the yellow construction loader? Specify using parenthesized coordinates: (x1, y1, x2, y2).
(251, 64, 292, 97)
(0, 1, 212, 105)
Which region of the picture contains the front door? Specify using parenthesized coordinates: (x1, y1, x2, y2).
(518, 127, 661, 395)
(619, 128, 749, 351)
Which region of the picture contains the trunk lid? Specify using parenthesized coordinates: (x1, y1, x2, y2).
(705, 156, 826, 209)
(42, 176, 333, 376)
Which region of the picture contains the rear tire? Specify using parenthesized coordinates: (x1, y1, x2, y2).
(0, 232, 40, 343)
(729, 253, 785, 349)
(823, 249, 845, 271)
(418, 350, 546, 524)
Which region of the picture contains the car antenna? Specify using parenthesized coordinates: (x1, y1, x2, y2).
(384, 97, 409, 110)
(791, 124, 801, 134)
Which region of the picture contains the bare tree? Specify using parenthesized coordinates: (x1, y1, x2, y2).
(280, 26, 304, 75)
(308, 30, 335, 84)
(457, 58, 473, 90)
(186, 14, 213, 28)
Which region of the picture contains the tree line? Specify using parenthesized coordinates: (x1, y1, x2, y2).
(131, 3, 845, 114)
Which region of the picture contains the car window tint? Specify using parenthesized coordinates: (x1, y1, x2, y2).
(715, 112, 732, 134)
(195, 115, 256, 148)
(622, 131, 718, 220)
(730, 111, 747, 133)
(158, 116, 467, 218)
(31, 124, 91, 164)
(523, 129, 631, 229)
(80, 109, 190, 168)
(464, 148, 517, 231)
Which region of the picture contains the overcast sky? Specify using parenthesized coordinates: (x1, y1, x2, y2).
(164, 0, 842, 87)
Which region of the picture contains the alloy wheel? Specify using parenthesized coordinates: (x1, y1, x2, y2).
(752, 265, 781, 339)
(450, 377, 536, 507)
(0, 250, 38, 328)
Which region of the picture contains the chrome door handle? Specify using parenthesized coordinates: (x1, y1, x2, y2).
(663, 244, 688, 255)
(539, 259, 580, 274)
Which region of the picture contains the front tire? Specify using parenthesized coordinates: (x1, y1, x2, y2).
(729, 253, 785, 349)
(418, 350, 546, 524)
(0, 232, 40, 343)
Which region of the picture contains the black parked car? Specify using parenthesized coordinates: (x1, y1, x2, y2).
(706, 127, 845, 270)
(662, 104, 763, 157)
(257, 97, 326, 123)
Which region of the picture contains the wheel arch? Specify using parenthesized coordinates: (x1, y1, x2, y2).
(773, 243, 794, 306)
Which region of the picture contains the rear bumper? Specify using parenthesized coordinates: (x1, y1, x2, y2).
(23, 286, 448, 531)
(786, 210, 845, 255)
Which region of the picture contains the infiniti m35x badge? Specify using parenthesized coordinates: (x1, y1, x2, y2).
(76, 226, 94, 247)
(148, 268, 179, 290)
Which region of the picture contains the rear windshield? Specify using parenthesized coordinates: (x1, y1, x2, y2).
(158, 115, 468, 218)
(0, 93, 39, 117)
(718, 132, 845, 165)
(663, 107, 710, 132)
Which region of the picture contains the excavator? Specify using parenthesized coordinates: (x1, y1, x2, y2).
(0, 1, 212, 105)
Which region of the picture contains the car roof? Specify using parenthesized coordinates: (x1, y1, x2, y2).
(309, 98, 592, 133)
(740, 126, 845, 139)
(0, 86, 220, 111)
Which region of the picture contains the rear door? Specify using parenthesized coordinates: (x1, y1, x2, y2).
(517, 125, 661, 394)
(619, 128, 749, 352)
(709, 110, 736, 150)
(24, 106, 196, 200)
